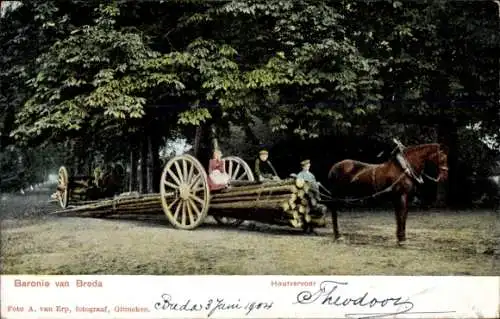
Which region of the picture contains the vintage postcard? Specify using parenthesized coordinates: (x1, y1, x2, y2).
(1, 0, 498, 318)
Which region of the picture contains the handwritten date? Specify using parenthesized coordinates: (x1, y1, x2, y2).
(154, 294, 273, 317)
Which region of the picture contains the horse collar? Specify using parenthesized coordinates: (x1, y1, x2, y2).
(395, 153, 424, 184)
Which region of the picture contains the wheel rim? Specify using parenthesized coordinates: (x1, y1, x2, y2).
(213, 156, 255, 226)
(58, 166, 69, 209)
(223, 156, 255, 181)
(160, 154, 209, 230)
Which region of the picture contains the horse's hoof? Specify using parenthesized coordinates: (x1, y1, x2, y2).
(397, 240, 408, 247)
(334, 236, 345, 242)
(309, 230, 319, 236)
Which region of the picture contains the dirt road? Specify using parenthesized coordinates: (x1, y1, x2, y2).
(1, 188, 498, 275)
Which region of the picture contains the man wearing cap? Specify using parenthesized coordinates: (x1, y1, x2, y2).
(296, 159, 328, 232)
(296, 159, 320, 198)
(254, 149, 280, 182)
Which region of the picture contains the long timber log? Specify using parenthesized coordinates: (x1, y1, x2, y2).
(50, 177, 327, 231)
(219, 179, 299, 193)
(212, 184, 298, 199)
(209, 198, 291, 210)
(210, 193, 293, 204)
(50, 193, 167, 215)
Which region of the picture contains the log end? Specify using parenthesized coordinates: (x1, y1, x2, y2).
(295, 178, 305, 188)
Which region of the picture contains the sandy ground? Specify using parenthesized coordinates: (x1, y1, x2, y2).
(1, 187, 498, 275)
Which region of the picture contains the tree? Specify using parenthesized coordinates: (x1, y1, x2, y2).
(179, 0, 383, 138)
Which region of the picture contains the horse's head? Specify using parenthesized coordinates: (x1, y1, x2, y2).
(435, 145, 449, 181)
(423, 144, 448, 182)
(404, 143, 449, 182)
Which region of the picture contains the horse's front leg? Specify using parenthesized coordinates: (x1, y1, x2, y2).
(393, 193, 409, 245)
(330, 204, 343, 241)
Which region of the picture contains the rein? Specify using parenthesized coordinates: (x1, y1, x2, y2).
(320, 144, 448, 203)
(319, 172, 407, 203)
(422, 166, 448, 182)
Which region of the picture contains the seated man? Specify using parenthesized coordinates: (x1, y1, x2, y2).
(208, 149, 231, 191)
(296, 159, 321, 200)
(254, 149, 280, 182)
(296, 159, 327, 233)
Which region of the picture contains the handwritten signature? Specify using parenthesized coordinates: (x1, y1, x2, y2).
(154, 293, 273, 317)
(294, 280, 455, 319)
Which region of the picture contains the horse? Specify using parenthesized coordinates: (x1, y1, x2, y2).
(326, 142, 449, 246)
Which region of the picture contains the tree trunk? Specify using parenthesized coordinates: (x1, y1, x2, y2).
(193, 125, 203, 157)
(439, 119, 459, 208)
(139, 132, 148, 194)
(211, 124, 219, 151)
(146, 134, 154, 193)
(193, 123, 212, 169)
(151, 134, 161, 193)
(129, 150, 138, 192)
(87, 158, 92, 177)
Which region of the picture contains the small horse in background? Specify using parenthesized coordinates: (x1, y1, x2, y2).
(326, 141, 449, 246)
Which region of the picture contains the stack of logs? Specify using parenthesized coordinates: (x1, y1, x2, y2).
(50, 178, 327, 229)
(210, 178, 326, 229)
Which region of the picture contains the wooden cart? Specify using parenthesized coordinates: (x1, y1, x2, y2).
(54, 165, 123, 209)
(53, 154, 326, 231)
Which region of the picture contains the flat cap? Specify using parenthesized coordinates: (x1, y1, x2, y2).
(300, 159, 311, 166)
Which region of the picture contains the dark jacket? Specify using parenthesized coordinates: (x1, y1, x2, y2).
(254, 158, 278, 180)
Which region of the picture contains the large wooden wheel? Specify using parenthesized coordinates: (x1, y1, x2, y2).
(57, 166, 69, 209)
(160, 154, 210, 230)
(212, 156, 255, 227)
(223, 156, 255, 182)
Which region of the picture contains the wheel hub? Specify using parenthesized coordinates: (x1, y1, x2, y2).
(179, 183, 190, 200)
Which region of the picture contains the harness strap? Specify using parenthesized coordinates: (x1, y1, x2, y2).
(322, 172, 407, 203)
(423, 172, 440, 182)
(396, 153, 424, 184)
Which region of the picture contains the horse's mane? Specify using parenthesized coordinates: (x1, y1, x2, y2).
(403, 143, 441, 156)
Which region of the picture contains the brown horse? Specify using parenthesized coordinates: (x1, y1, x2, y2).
(326, 142, 449, 245)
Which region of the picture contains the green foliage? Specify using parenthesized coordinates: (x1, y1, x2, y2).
(183, 0, 384, 137)
(11, 4, 184, 143)
(1, 0, 498, 197)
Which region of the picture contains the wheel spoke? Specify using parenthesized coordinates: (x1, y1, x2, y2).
(228, 160, 233, 179)
(186, 200, 195, 225)
(232, 164, 241, 180)
(188, 198, 201, 217)
(173, 199, 182, 221)
(237, 171, 248, 180)
(173, 161, 184, 183)
(189, 174, 201, 188)
(167, 167, 182, 186)
(167, 198, 180, 210)
(182, 159, 188, 183)
(163, 180, 179, 189)
(192, 185, 205, 193)
(187, 163, 194, 184)
(189, 193, 205, 205)
(181, 201, 187, 225)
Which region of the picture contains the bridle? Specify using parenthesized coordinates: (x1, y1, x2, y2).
(422, 145, 449, 183)
(392, 139, 448, 184)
